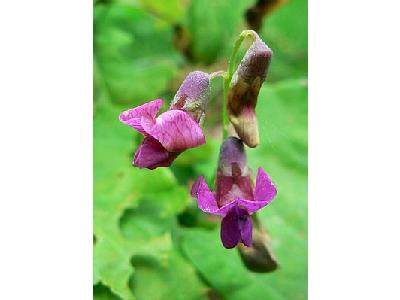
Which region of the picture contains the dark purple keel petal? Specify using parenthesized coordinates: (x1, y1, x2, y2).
(141, 110, 205, 152)
(133, 136, 178, 169)
(238, 211, 253, 247)
(254, 167, 277, 203)
(220, 209, 241, 249)
(119, 99, 163, 134)
(220, 206, 253, 249)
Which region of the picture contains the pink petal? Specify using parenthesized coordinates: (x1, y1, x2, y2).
(141, 110, 205, 152)
(191, 176, 221, 215)
(133, 136, 178, 169)
(119, 99, 163, 135)
(254, 167, 277, 203)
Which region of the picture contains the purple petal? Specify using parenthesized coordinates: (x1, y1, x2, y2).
(191, 176, 220, 215)
(220, 206, 253, 248)
(141, 110, 205, 152)
(119, 99, 163, 134)
(220, 208, 241, 249)
(237, 198, 271, 214)
(190, 176, 203, 198)
(238, 209, 253, 247)
(254, 167, 277, 203)
(215, 200, 239, 216)
(133, 136, 178, 169)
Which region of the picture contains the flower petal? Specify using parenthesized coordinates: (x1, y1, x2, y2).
(238, 212, 253, 247)
(191, 176, 220, 215)
(254, 167, 277, 203)
(237, 198, 271, 214)
(133, 136, 178, 169)
(141, 110, 205, 152)
(119, 99, 163, 134)
(220, 209, 241, 249)
(215, 200, 239, 216)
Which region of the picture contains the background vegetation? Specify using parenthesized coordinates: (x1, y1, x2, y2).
(94, 0, 307, 299)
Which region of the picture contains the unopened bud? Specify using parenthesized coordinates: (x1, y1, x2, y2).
(170, 71, 211, 123)
(228, 33, 272, 148)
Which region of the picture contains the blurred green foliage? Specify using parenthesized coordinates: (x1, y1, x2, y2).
(94, 0, 307, 299)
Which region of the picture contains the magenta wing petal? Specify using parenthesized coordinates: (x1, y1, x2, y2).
(237, 198, 271, 214)
(133, 136, 177, 169)
(141, 110, 205, 152)
(254, 167, 277, 203)
(191, 176, 221, 215)
(220, 209, 241, 249)
(119, 99, 163, 135)
(215, 200, 239, 216)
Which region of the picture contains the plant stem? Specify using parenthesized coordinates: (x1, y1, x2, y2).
(222, 30, 257, 140)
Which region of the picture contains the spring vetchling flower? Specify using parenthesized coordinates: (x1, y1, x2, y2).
(119, 71, 211, 169)
(227, 31, 272, 148)
(191, 137, 277, 248)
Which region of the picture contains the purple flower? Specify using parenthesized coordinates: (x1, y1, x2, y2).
(119, 71, 211, 169)
(228, 31, 272, 148)
(191, 137, 277, 249)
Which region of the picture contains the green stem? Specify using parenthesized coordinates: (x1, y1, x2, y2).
(222, 77, 230, 139)
(222, 30, 256, 140)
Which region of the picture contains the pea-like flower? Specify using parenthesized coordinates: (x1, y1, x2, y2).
(191, 137, 277, 248)
(119, 71, 211, 169)
(228, 31, 272, 148)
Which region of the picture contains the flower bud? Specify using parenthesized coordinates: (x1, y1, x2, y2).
(170, 71, 211, 123)
(228, 33, 272, 148)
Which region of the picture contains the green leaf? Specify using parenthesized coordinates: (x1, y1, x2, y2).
(181, 228, 287, 300)
(249, 79, 307, 299)
(186, 0, 254, 64)
(138, 0, 187, 23)
(94, 3, 183, 105)
(94, 283, 123, 300)
(253, 78, 308, 172)
(94, 103, 191, 299)
(261, 0, 308, 81)
(131, 250, 208, 300)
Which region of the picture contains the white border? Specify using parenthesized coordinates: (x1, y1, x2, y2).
(0, 1, 92, 299)
(309, 0, 400, 298)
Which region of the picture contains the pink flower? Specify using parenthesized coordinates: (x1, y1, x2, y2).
(191, 137, 277, 248)
(119, 71, 211, 169)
